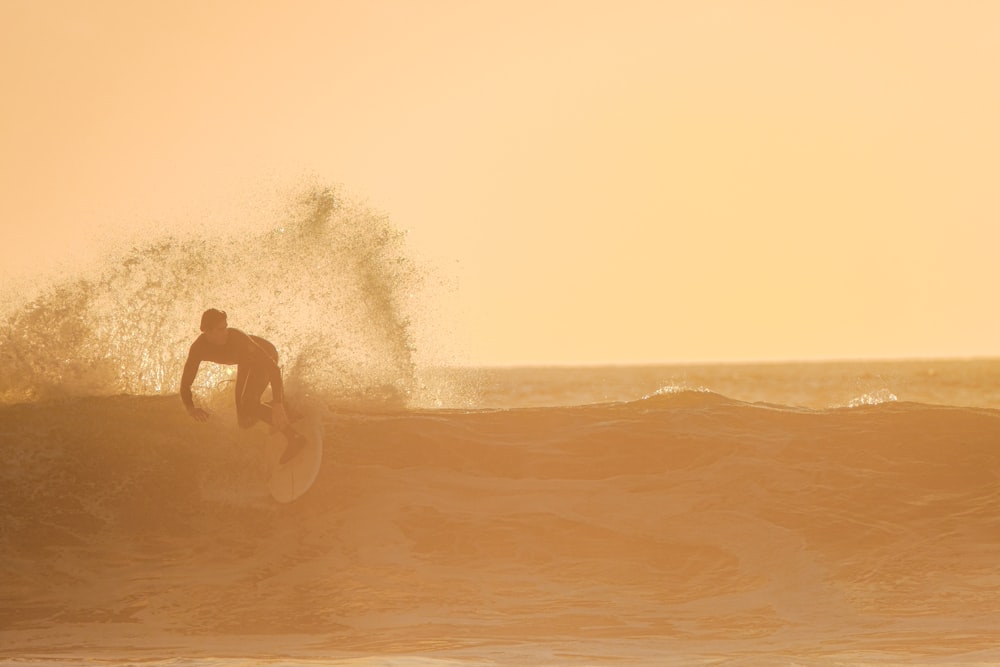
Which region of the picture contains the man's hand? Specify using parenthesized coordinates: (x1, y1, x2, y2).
(187, 406, 210, 422)
(272, 403, 289, 431)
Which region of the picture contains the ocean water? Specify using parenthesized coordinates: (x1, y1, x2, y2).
(3, 186, 1000, 665)
(3, 365, 1000, 666)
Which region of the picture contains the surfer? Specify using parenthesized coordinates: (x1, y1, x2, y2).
(180, 308, 305, 461)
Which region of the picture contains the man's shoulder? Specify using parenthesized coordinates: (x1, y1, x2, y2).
(188, 333, 207, 353)
(184, 334, 208, 368)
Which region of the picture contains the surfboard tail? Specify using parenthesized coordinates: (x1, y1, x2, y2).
(268, 413, 324, 502)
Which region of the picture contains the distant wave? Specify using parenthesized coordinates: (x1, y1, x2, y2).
(845, 387, 899, 407)
(640, 383, 713, 400)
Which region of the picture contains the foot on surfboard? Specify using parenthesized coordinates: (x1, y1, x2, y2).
(267, 410, 306, 436)
(279, 432, 308, 464)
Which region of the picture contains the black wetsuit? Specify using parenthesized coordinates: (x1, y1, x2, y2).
(180, 328, 285, 428)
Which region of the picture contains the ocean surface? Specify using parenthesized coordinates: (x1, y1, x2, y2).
(4, 360, 1000, 666)
(3, 188, 1000, 665)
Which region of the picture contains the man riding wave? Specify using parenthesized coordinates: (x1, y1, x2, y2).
(180, 308, 306, 462)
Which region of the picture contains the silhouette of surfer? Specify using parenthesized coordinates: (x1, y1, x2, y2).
(180, 309, 306, 463)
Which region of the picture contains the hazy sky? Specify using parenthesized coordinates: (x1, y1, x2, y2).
(2, 0, 998, 365)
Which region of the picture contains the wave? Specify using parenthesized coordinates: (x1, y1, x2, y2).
(3, 392, 1000, 663)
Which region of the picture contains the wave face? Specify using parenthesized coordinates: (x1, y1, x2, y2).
(0, 184, 418, 406)
(3, 390, 1000, 664)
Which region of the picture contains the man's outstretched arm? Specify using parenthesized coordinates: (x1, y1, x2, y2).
(180, 346, 209, 421)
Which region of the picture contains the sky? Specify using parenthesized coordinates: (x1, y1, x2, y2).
(2, 0, 999, 365)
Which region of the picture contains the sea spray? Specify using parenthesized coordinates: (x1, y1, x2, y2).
(0, 183, 420, 406)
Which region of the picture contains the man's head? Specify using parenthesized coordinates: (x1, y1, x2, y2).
(200, 308, 229, 345)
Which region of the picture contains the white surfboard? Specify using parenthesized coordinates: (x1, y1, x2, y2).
(268, 414, 324, 503)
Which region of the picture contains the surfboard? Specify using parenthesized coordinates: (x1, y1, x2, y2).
(267, 414, 324, 503)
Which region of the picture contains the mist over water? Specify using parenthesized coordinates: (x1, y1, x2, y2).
(0, 183, 422, 406)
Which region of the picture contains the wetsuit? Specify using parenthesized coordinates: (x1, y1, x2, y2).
(180, 328, 285, 428)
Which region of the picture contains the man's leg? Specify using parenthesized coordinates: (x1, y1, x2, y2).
(236, 364, 304, 453)
(235, 365, 273, 428)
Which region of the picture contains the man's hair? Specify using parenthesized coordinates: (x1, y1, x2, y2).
(200, 308, 227, 332)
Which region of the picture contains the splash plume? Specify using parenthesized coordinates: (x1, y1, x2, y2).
(0, 184, 418, 406)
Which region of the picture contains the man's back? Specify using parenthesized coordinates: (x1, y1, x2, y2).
(186, 328, 276, 367)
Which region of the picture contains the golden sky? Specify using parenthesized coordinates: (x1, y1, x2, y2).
(2, 0, 998, 365)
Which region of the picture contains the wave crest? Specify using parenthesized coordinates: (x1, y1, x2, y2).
(846, 388, 899, 408)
